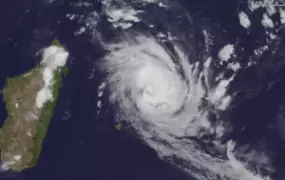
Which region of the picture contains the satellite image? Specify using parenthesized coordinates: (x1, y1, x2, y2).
(0, 0, 285, 180)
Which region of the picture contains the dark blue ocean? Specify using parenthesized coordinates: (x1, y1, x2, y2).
(0, 0, 195, 180)
(0, 0, 285, 180)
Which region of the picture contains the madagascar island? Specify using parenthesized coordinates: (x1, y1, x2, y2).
(0, 40, 69, 171)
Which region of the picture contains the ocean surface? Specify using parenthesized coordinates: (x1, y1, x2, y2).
(0, 1, 194, 180)
(0, 0, 285, 180)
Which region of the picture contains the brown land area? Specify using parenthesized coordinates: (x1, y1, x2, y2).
(0, 40, 68, 171)
(0, 66, 44, 171)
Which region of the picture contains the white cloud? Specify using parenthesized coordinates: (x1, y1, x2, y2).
(248, 0, 261, 11)
(279, 8, 285, 24)
(266, 6, 276, 16)
(36, 87, 53, 108)
(101, 35, 269, 180)
(107, 8, 140, 22)
(158, 2, 167, 7)
(104, 3, 142, 29)
(238, 11, 251, 29)
(261, 13, 274, 28)
(209, 76, 233, 110)
(218, 44, 235, 62)
(254, 45, 269, 56)
(227, 141, 272, 180)
(75, 27, 86, 36)
(13, 155, 21, 161)
(36, 46, 69, 109)
(41, 46, 68, 70)
(228, 62, 241, 72)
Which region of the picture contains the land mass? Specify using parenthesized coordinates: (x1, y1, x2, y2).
(0, 40, 69, 171)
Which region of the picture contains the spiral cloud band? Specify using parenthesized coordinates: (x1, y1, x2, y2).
(101, 35, 271, 180)
(102, 35, 203, 133)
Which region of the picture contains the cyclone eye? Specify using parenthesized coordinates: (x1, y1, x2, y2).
(101, 35, 224, 179)
(102, 36, 191, 119)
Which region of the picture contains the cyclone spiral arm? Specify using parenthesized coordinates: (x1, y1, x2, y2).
(98, 29, 271, 180)
(100, 34, 204, 131)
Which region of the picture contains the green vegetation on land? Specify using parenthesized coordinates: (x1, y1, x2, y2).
(31, 40, 69, 167)
(0, 40, 69, 171)
(31, 65, 68, 166)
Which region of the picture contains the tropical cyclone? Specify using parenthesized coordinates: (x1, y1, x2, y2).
(0, 40, 69, 172)
(101, 34, 272, 180)
(102, 36, 194, 127)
